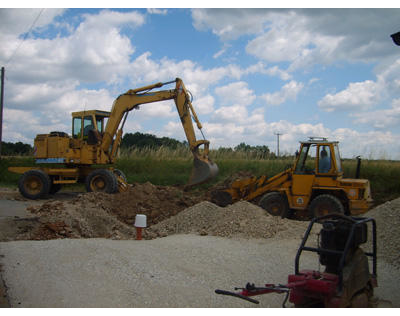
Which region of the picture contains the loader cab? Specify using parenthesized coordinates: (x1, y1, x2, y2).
(291, 138, 343, 205)
(72, 110, 110, 140)
(294, 137, 342, 176)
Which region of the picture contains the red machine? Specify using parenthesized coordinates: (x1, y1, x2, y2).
(216, 214, 377, 307)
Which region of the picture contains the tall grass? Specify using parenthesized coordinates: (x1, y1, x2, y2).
(1, 149, 400, 205)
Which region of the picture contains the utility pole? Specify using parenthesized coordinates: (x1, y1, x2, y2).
(274, 132, 282, 157)
(0, 67, 4, 157)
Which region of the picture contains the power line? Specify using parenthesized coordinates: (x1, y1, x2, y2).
(5, 8, 45, 66)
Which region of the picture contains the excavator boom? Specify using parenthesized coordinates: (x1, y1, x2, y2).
(102, 78, 218, 186)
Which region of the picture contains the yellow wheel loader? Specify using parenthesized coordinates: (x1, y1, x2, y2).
(212, 137, 372, 219)
(9, 78, 218, 199)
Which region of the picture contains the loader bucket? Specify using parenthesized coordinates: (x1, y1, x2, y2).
(187, 156, 218, 186)
(210, 190, 233, 207)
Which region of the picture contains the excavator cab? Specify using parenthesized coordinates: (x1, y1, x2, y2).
(72, 110, 110, 140)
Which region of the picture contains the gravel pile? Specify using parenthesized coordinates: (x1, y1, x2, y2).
(146, 200, 309, 240)
(366, 199, 400, 269)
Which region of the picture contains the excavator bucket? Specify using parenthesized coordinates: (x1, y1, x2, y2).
(188, 156, 218, 186)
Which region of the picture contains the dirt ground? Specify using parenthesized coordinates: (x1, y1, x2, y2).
(0, 181, 399, 307)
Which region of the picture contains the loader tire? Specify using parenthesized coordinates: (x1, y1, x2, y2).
(18, 169, 51, 200)
(309, 194, 344, 218)
(85, 169, 118, 194)
(113, 169, 127, 182)
(259, 192, 289, 218)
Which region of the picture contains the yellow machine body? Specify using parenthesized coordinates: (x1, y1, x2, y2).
(9, 79, 218, 199)
(213, 138, 373, 218)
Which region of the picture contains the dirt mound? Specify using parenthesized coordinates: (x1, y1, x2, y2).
(12, 182, 309, 241)
(20, 182, 203, 240)
(103, 182, 202, 226)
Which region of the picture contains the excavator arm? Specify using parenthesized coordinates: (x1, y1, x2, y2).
(101, 78, 218, 186)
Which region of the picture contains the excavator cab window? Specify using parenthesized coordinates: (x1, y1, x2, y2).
(96, 116, 103, 133)
(73, 117, 82, 139)
(72, 115, 96, 139)
(83, 116, 94, 138)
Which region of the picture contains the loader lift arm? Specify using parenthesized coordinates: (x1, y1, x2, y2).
(101, 78, 217, 186)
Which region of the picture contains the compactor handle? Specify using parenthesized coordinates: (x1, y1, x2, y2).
(215, 290, 260, 304)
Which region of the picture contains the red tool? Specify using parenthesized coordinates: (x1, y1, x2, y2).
(216, 214, 377, 307)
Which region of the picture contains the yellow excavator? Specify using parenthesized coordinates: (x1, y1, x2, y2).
(9, 78, 218, 199)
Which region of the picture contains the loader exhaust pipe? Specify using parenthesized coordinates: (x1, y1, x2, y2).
(355, 156, 361, 179)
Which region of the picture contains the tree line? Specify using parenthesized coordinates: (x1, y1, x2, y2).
(1, 132, 275, 158)
(1, 141, 33, 156)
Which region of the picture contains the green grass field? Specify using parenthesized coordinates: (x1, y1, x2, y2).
(1, 148, 400, 206)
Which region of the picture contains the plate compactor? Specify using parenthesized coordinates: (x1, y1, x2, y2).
(216, 214, 378, 307)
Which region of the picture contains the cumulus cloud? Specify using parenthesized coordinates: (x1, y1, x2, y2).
(318, 57, 400, 113)
(192, 8, 400, 68)
(214, 81, 256, 107)
(0, 9, 145, 86)
(0, 8, 65, 38)
(191, 8, 272, 41)
(352, 98, 400, 129)
(318, 80, 380, 112)
(261, 80, 304, 106)
(147, 9, 168, 15)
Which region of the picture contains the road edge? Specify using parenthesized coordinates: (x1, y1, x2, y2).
(0, 260, 11, 308)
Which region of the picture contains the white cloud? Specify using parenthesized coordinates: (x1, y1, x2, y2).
(191, 9, 271, 41)
(147, 9, 168, 15)
(192, 9, 400, 69)
(261, 80, 304, 106)
(214, 81, 256, 107)
(0, 8, 65, 37)
(318, 57, 400, 113)
(1, 9, 145, 85)
(193, 95, 215, 115)
(352, 98, 400, 129)
(318, 80, 380, 112)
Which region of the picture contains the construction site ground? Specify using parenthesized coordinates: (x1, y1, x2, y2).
(0, 183, 399, 308)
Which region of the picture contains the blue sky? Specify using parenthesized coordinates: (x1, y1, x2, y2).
(1, 5, 400, 159)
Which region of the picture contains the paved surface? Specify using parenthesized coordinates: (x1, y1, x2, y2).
(0, 195, 41, 307)
(0, 236, 313, 308)
(0, 193, 398, 308)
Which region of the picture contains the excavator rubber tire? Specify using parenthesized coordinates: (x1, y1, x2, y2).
(18, 169, 51, 200)
(259, 192, 289, 218)
(308, 194, 344, 218)
(85, 169, 118, 194)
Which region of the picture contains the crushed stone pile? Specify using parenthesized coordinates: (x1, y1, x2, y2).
(146, 200, 309, 240)
(366, 199, 400, 269)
